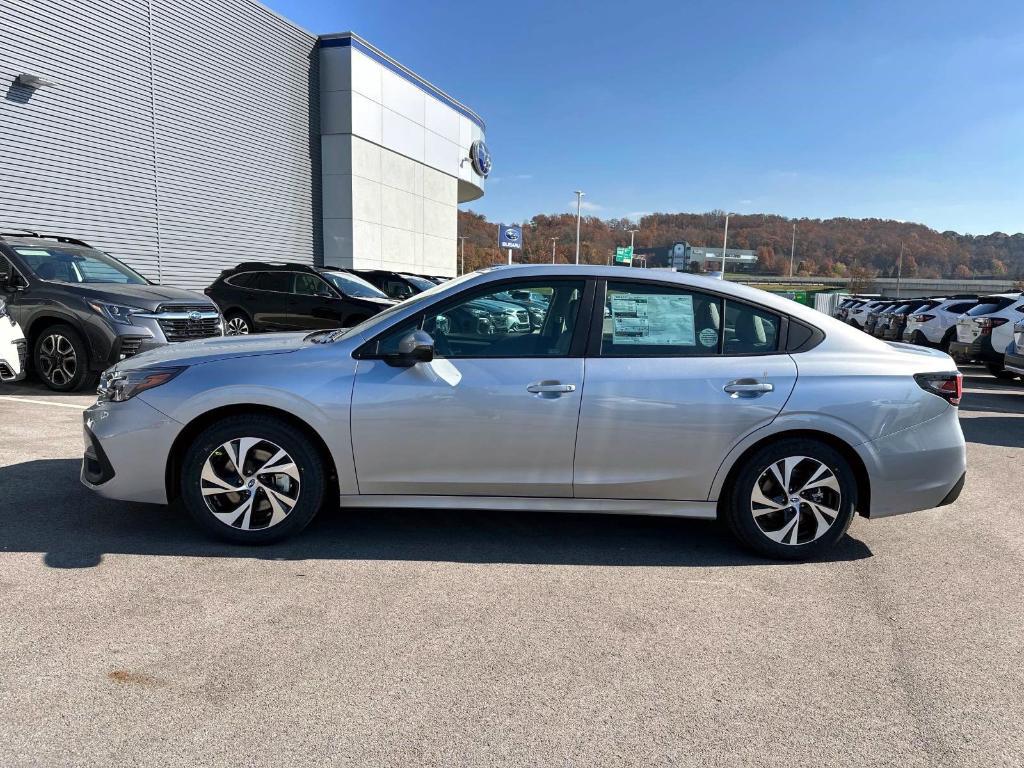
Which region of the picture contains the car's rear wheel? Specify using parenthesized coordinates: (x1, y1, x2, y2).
(939, 328, 956, 353)
(224, 312, 252, 336)
(33, 323, 95, 392)
(180, 415, 325, 544)
(724, 438, 858, 560)
(986, 362, 1018, 381)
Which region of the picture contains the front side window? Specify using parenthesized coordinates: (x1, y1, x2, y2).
(601, 282, 722, 357)
(13, 245, 148, 284)
(293, 272, 332, 296)
(374, 280, 585, 359)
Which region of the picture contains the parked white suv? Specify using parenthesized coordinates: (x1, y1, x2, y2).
(949, 293, 1024, 378)
(846, 299, 887, 329)
(904, 297, 979, 351)
(0, 296, 27, 382)
(1004, 319, 1024, 379)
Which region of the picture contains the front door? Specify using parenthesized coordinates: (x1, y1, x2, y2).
(288, 272, 346, 330)
(573, 280, 798, 500)
(350, 278, 589, 497)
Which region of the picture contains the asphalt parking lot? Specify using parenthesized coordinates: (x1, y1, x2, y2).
(0, 369, 1022, 767)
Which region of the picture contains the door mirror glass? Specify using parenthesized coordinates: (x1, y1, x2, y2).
(384, 330, 435, 367)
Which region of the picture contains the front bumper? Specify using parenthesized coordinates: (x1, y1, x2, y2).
(949, 336, 997, 363)
(81, 397, 182, 504)
(0, 338, 27, 382)
(854, 407, 967, 518)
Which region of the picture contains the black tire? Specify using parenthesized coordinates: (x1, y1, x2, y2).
(910, 330, 927, 346)
(939, 328, 956, 353)
(33, 323, 96, 392)
(848, 320, 860, 330)
(986, 362, 1017, 380)
(180, 415, 325, 544)
(723, 438, 858, 560)
(223, 311, 253, 336)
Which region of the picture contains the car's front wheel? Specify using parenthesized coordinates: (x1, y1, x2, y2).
(180, 415, 325, 544)
(723, 438, 858, 560)
(33, 323, 95, 391)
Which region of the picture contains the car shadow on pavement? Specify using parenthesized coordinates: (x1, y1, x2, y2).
(1, 459, 873, 569)
(959, 416, 1024, 448)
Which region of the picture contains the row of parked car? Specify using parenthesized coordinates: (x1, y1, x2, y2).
(0, 229, 558, 392)
(834, 292, 1024, 380)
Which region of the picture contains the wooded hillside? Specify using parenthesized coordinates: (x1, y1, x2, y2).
(457, 209, 1024, 280)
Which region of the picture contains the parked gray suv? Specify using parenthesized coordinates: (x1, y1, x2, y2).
(0, 231, 222, 391)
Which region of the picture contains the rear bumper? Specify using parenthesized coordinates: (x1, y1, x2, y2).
(948, 336, 997, 363)
(855, 408, 967, 518)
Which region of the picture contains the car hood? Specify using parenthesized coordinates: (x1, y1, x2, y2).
(115, 332, 310, 371)
(51, 282, 214, 310)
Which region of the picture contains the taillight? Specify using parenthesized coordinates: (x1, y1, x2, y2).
(914, 372, 962, 406)
(911, 314, 935, 322)
(977, 317, 1008, 335)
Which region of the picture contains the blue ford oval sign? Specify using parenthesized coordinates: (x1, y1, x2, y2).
(470, 140, 492, 178)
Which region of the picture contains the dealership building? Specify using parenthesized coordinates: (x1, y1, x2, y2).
(0, 0, 488, 289)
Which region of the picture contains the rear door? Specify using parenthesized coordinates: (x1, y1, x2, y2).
(250, 271, 291, 330)
(573, 280, 797, 501)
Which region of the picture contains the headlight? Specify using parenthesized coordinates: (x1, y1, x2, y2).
(97, 366, 185, 403)
(89, 301, 145, 326)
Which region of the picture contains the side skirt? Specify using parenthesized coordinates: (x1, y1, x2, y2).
(337, 494, 717, 519)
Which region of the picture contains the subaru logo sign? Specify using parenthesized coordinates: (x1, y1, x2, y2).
(499, 224, 523, 250)
(188, 311, 202, 322)
(469, 140, 492, 178)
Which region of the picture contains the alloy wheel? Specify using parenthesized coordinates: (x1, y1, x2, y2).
(225, 316, 250, 335)
(750, 456, 842, 546)
(200, 437, 300, 530)
(38, 333, 78, 386)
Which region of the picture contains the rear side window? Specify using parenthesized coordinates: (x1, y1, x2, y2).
(226, 272, 256, 288)
(944, 302, 975, 314)
(724, 301, 780, 354)
(966, 298, 1014, 316)
(255, 272, 289, 292)
(602, 282, 722, 357)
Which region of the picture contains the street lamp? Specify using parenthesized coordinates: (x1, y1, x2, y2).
(458, 236, 467, 275)
(573, 190, 585, 264)
(720, 213, 731, 273)
(550, 237, 557, 264)
(789, 223, 796, 279)
(627, 229, 639, 249)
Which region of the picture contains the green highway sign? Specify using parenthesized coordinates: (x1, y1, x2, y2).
(614, 246, 634, 265)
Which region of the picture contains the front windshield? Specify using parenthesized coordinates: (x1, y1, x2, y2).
(321, 271, 389, 299)
(13, 244, 149, 285)
(400, 274, 437, 292)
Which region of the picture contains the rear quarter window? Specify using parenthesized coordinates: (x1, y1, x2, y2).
(966, 298, 1014, 316)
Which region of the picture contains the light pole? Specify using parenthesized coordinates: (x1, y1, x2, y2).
(789, 223, 796, 278)
(458, 236, 467, 275)
(720, 213, 731, 273)
(550, 237, 557, 264)
(896, 241, 904, 298)
(627, 228, 638, 249)
(574, 190, 585, 264)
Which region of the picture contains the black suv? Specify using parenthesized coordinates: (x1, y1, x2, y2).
(0, 231, 222, 391)
(205, 262, 397, 335)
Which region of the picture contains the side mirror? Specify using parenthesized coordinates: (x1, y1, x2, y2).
(384, 330, 435, 367)
(2, 273, 25, 292)
(317, 288, 333, 298)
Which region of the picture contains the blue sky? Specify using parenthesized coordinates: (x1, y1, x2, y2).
(267, 0, 1024, 235)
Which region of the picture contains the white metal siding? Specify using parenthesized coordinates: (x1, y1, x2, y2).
(0, 0, 318, 290)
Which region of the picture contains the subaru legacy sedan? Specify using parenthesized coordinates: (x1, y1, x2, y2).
(81, 265, 967, 559)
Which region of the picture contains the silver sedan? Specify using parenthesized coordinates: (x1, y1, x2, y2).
(81, 265, 967, 559)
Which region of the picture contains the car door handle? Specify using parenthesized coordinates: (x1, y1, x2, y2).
(527, 382, 577, 394)
(723, 381, 774, 394)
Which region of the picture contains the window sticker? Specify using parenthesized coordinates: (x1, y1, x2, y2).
(610, 293, 696, 345)
(12, 249, 51, 256)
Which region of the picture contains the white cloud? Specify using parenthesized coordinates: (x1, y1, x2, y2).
(568, 199, 603, 212)
(513, 173, 533, 180)
(624, 211, 652, 222)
